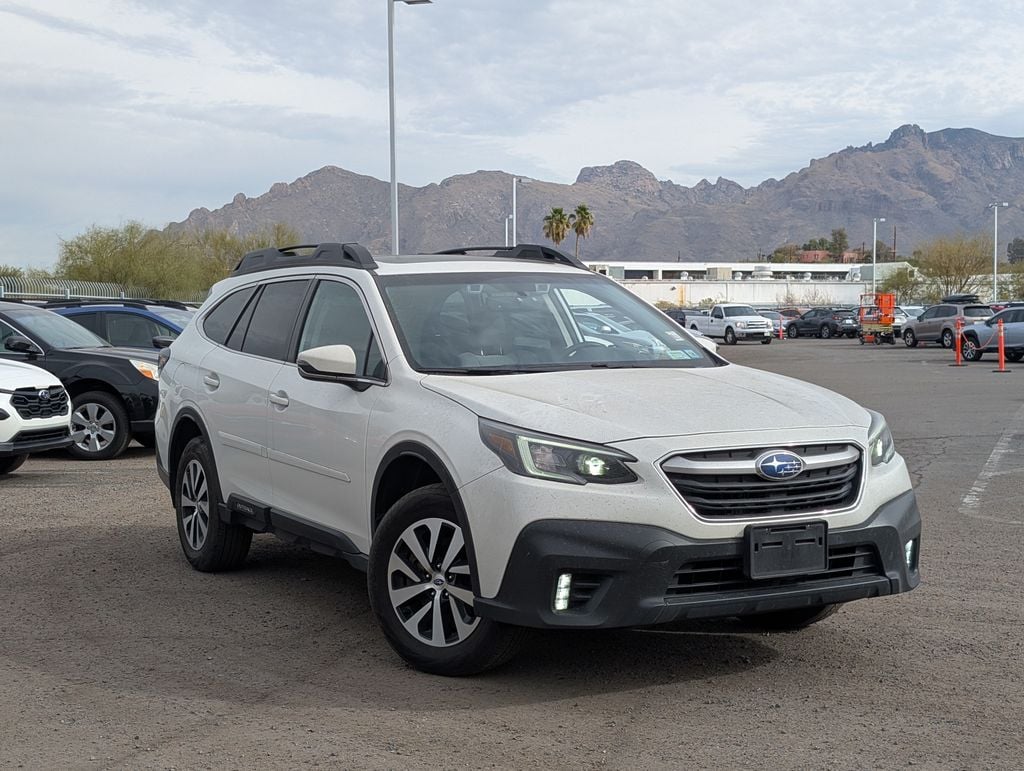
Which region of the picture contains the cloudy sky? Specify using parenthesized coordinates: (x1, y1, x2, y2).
(2, 0, 1023, 267)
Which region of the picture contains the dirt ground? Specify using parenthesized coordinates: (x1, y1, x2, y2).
(1, 339, 1022, 769)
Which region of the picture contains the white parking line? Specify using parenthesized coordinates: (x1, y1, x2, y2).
(960, 403, 1024, 525)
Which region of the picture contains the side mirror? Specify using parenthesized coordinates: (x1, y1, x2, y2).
(152, 335, 174, 349)
(694, 335, 718, 354)
(297, 344, 357, 377)
(600, 325, 615, 334)
(4, 335, 41, 356)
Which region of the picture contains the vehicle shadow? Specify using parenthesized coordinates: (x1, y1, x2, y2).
(1, 524, 788, 711)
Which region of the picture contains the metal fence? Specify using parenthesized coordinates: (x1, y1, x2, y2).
(0, 277, 207, 305)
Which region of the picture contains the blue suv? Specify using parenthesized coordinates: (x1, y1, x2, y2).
(47, 300, 196, 350)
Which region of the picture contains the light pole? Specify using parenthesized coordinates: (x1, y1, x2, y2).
(388, 0, 432, 255)
(511, 177, 521, 247)
(504, 214, 514, 247)
(988, 202, 1009, 301)
(871, 217, 886, 295)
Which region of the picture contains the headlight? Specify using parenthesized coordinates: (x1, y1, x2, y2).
(867, 410, 895, 466)
(736, 321, 747, 329)
(479, 418, 637, 485)
(130, 359, 160, 381)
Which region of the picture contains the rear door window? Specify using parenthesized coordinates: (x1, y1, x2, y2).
(69, 311, 104, 337)
(106, 313, 170, 348)
(240, 280, 310, 361)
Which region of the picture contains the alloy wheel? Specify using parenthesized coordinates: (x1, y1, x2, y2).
(179, 459, 210, 551)
(386, 517, 479, 647)
(71, 402, 117, 454)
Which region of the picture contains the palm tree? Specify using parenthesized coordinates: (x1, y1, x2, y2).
(568, 204, 594, 259)
(542, 207, 571, 247)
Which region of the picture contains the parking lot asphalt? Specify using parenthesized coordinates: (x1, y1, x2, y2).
(1, 338, 1022, 769)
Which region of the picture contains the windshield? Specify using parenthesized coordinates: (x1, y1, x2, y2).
(379, 272, 717, 374)
(149, 307, 195, 328)
(759, 311, 781, 320)
(7, 309, 110, 349)
(963, 306, 991, 318)
(724, 305, 757, 317)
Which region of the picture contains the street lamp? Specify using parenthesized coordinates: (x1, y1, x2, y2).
(504, 214, 514, 247)
(388, 0, 432, 255)
(988, 202, 1009, 301)
(871, 217, 886, 295)
(511, 177, 522, 247)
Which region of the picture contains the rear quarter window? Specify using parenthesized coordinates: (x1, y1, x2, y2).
(203, 287, 257, 345)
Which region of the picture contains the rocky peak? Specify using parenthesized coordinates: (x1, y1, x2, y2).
(882, 124, 927, 149)
(575, 160, 661, 196)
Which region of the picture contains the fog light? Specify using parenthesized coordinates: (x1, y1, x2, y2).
(553, 573, 572, 612)
(904, 539, 917, 570)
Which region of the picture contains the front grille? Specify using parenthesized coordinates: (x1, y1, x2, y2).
(9, 426, 70, 443)
(662, 443, 862, 518)
(9, 386, 69, 420)
(666, 544, 882, 597)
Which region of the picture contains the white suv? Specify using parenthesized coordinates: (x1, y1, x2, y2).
(155, 243, 921, 675)
(1, 359, 72, 475)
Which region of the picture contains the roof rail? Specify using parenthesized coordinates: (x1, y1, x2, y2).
(433, 244, 587, 270)
(231, 242, 376, 276)
(40, 298, 192, 311)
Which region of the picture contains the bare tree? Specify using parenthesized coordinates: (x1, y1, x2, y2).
(915, 233, 991, 298)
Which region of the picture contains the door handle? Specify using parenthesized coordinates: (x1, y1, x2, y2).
(269, 391, 289, 408)
(203, 373, 220, 389)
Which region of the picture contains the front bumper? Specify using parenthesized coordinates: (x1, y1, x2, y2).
(474, 490, 921, 629)
(0, 427, 72, 456)
(736, 328, 772, 339)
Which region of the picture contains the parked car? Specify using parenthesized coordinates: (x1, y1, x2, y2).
(902, 303, 992, 348)
(48, 299, 195, 350)
(786, 307, 859, 339)
(0, 359, 72, 475)
(573, 310, 670, 356)
(687, 303, 773, 344)
(156, 242, 920, 676)
(960, 308, 1024, 362)
(0, 302, 160, 459)
(758, 310, 784, 336)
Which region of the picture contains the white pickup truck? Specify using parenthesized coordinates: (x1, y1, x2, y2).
(687, 303, 773, 345)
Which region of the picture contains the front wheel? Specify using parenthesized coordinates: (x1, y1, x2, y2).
(941, 329, 955, 349)
(903, 329, 918, 348)
(368, 484, 525, 676)
(786, 324, 799, 339)
(724, 327, 737, 345)
(738, 604, 839, 631)
(961, 336, 982, 361)
(845, 330, 857, 339)
(68, 391, 131, 460)
(0, 454, 28, 476)
(760, 336, 772, 345)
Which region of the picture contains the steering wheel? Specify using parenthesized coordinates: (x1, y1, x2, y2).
(564, 341, 610, 358)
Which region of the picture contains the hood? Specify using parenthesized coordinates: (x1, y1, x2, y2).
(69, 346, 159, 363)
(422, 364, 870, 444)
(0, 359, 63, 390)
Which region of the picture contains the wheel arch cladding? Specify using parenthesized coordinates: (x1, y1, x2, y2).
(169, 409, 210, 501)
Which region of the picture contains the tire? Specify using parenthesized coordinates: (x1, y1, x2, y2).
(760, 336, 772, 345)
(941, 329, 955, 349)
(0, 454, 28, 476)
(961, 336, 982, 362)
(819, 325, 831, 339)
(724, 327, 737, 345)
(368, 483, 526, 676)
(134, 433, 156, 449)
(68, 391, 132, 460)
(1006, 351, 1024, 362)
(175, 437, 252, 572)
(845, 330, 857, 339)
(738, 604, 839, 631)
(786, 324, 799, 339)
(903, 329, 918, 348)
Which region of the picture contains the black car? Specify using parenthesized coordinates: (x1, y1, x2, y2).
(785, 307, 859, 339)
(0, 302, 159, 460)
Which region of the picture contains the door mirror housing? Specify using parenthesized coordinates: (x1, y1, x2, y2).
(152, 335, 175, 349)
(4, 335, 41, 357)
(298, 344, 358, 377)
(693, 335, 717, 354)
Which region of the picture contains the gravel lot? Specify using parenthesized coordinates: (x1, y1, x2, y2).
(2, 339, 1022, 769)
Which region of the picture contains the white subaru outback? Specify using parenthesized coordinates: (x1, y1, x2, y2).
(155, 243, 921, 676)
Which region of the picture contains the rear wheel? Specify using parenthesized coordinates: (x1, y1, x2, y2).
(738, 604, 839, 631)
(903, 329, 918, 348)
(724, 327, 737, 345)
(1006, 350, 1024, 362)
(368, 484, 525, 676)
(819, 325, 832, 339)
(175, 437, 252, 572)
(0, 454, 28, 476)
(68, 391, 131, 460)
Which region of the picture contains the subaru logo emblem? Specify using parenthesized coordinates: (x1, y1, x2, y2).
(38, 389, 50, 401)
(755, 450, 804, 481)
